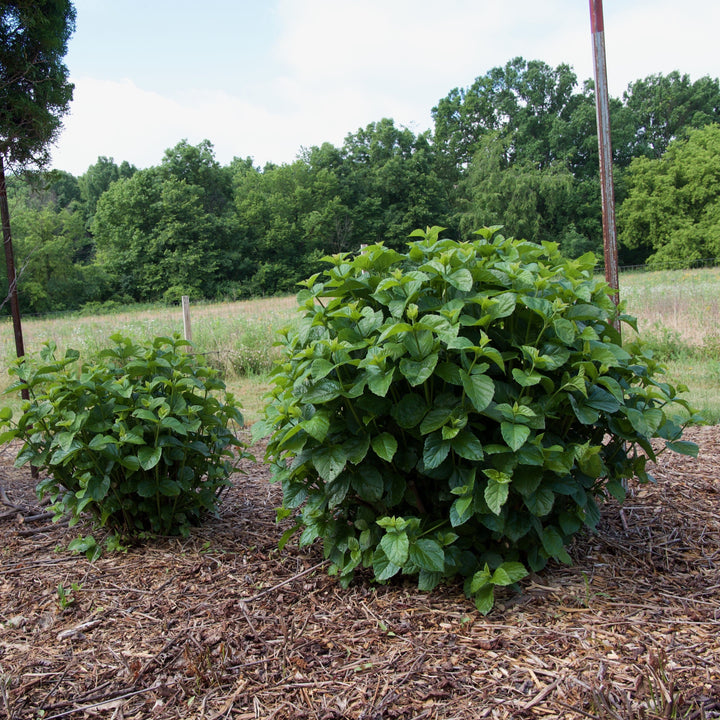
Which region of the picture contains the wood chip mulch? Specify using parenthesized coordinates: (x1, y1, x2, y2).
(1, 426, 719, 720)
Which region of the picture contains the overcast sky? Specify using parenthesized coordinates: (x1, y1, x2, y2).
(48, 0, 720, 176)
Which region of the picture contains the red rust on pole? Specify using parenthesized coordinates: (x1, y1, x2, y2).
(589, 0, 620, 308)
(0, 155, 26, 359)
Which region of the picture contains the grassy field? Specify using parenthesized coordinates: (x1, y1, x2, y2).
(619, 266, 720, 422)
(0, 295, 299, 425)
(1, 266, 719, 425)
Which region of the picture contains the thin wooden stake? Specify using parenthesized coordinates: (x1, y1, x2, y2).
(181, 295, 192, 342)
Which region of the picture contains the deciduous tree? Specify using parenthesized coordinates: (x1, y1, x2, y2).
(618, 124, 720, 266)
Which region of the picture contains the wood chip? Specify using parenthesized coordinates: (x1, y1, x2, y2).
(1, 428, 719, 718)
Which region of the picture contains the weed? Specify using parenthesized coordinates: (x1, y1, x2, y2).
(56, 582, 81, 611)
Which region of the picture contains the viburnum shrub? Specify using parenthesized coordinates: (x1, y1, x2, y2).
(256, 227, 700, 613)
(0, 334, 248, 538)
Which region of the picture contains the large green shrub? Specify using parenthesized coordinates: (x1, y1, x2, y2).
(256, 227, 700, 613)
(0, 334, 247, 537)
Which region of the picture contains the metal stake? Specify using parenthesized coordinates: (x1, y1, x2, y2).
(589, 0, 621, 314)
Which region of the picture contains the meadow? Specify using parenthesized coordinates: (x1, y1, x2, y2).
(1, 266, 719, 424)
(619, 266, 720, 422)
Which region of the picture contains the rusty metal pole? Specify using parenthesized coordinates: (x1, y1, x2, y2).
(589, 0, 620, 312)
(1, 154, 37, 479)
(0, 155, 27, 360)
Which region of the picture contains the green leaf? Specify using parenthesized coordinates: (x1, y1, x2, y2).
(420, 407, 453, 434)
(313, 445, 347, 482)
(490, 562, 528, 586)
(399, 354, 438, 386)
(303, 378, 342, 404)
(487, 292, 516, 319)
(418, 570, 442, 591)
(358, 308, 384, 337)
(157, 477, 181, 497)
(450, 430, 484, 461)
(541, 526, 572, 564)
(391, 393, 426, 429)
(606, 479, 626, 501)
(460, 370, 494, 412)
(350, 468, 384, 502)
(535, 344, 571, 371)
(525, 488, 555, 517)
(119, 455, 141, 471)
(586, 386, 621, 413)
(474, 585, 495, 615)
(136, 478, 157, 497)
(160, 416, 188, 435)
(380, 531, 409, 566)
(435, 361, 462, 385)
(553, 318, 576, 344)
(541, 526, 565, 556)
(450, 495, 473, 527)
(303, 411, 330, 442)
(68, 535, 98, 558)
(485, 477, 510, 515)
(371, 432, 398, 462)
(327, 473, 351, 507)
(344, 434, 371, 464)
(522, 295, 553, 318)
(501, 422, 530, 451)
(512, 368, 543, 387)
(137, 446, 162, 471)
(409, 539, 445, 573)
(368, 369, 394, 397)
(0, 429, 17, 444)
(665, 440, 699, 457)
(134, 408, 162, 424)
(423, 433, 450, 470)
(559, 511, 582, 536)
(469, 564, 492, 593)
(569, 395, 599, 425)
(88, 434, 115, 451)
(447, 268, 473, 292)
(373, 549, 401, 582)
(565, 303, 606, 321)
(310, 358, 336, 379)
(626, 408, 649, 435)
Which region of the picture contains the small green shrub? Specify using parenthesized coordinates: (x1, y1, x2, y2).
(0, 334, 248, 537)
(256, 227, 701, 613)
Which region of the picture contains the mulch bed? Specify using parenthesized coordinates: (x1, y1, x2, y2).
(1, 426, 719, 720)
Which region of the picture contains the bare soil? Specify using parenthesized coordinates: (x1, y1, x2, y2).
(1, 426, 719, 720)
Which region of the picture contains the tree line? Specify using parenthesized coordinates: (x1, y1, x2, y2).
(4, 57, 720, 315)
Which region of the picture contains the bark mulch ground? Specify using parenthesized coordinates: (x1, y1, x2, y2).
(1, 426, 719, 720)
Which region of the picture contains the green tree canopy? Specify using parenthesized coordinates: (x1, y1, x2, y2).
(79, 156, 136, 221)
(623, 72, 720, 159)
(92, 166, 233, 302)
(160, 139, 233, 214)
(432, 58, 582, 177)
(618, 123, 720, 266)
(458, 133, 576, 248)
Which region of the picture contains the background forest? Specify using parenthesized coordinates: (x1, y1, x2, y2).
(4, 57, 720, 315)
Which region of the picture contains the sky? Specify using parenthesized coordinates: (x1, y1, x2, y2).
(49, 0, 720, 176)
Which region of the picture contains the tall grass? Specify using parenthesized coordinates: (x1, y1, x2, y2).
(0, 296, 298, 424)
(2, 267, 719, 425)
(618, 267, 720, 423)
(619, 266, 720, 348)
